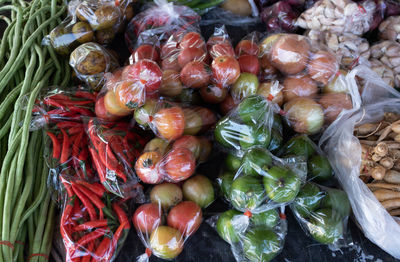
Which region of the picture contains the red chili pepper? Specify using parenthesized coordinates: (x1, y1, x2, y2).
(75, 227, 109, 248)
(97, 143, 126, 181)
(78, 147, 88, 162)
(68, 106, 94, 116)
(92, 237, 111, 261)
(74, 91, 97, 101)
(60, 129, 71, 164)
(81, 241, 94, 262)
(73, 220, 109, 232)
(49, 93, 71, 101)
(46, 131, 61, 159)
(71, 184, 97, 221)
(43, 98, 64, 108)
(61, 196, 76, 224)
(73, 183, 105, 219)
(75, 181, 105, 198)
(103, 221, 129, 261)
(68, 126, 85, 136)
(121, 136, 137, 163)
(56, 121, 82, 129)
(89, 147, 106, 183)
(47, 108, 65, 115)
(112, 203, 130, 229)
(72, 131, 84, 159)
(60, 175, 74, 198)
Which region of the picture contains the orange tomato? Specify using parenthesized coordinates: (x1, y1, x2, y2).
(115, 81, 146, 110)
(167, 201, 202, 236)
(164, 148, 196, 182)
(104, 90, 132, 117)
(135, 151, 163, 184)
(154, 107, 185, 141)
(132, 203, 162, 234)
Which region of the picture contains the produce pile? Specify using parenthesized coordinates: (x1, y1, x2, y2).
(1, 0, 400, 261)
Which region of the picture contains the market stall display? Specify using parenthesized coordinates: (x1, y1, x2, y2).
(2, 0, 400, 261)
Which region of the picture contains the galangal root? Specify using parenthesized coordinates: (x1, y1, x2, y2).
(356, 112, 400, 219)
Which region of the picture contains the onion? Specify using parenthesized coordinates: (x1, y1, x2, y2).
(319, 93, 353, 124)
(284, 97, 324, 134)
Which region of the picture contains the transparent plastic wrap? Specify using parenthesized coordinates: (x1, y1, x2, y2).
(132, 190, 205, 261)
(290, 182, 352, 249)
(209, 207, 287, 262)
(218, 146, 306, 213)
(134, 135, 212, 184)
(319, 65, 400, 259)
(135, 99, 217, 141)
(296, 0, 376, 35)
(86, 118, 148, 198)
(32, 86, 96, 131)
(199, 6, 259, 27)
(214, 95, 276, 154)
(278, 134, 334, 183)
(69, 42, 119, 91)
(125, 0, 201, 53)
(234, 32, 262, 80)
(95, 59, 163, 120)
(258, 33, 363, 135)
(59, 174, 131, 262)
(305, 30, 370, 70)
(44, 0, 133, 55)
(379, 15, 400, 43)
(260, 1, 301, 33)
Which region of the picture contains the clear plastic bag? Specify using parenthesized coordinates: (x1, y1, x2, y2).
(209, 207, 287, 262)
(133, 195, 205, 261)
(32, 86, 96, 131)
(218, 146, 307, 213)
(86, 118, 148, 198)
(44, 0, 133, 55)
(296, 0, 376, 35)
(290, 182, 352, 250)
(278, 134, 334, 183)
(125, 0, 201, 53)
(134, 135, 212, 184)
(260, 1, 301, 33)
(319, 65, 400, 259)
(135, 99, 217, 141)
(59, 174, 131, 262)
(69, 42, 119, 91)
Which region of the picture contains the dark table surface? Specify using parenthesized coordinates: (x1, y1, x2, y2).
(1, 5, 399, 262)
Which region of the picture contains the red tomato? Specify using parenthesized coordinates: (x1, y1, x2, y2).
(200, 85, 228, 104)
(132, 203, 162, 233)
(161, 42, 179, 59)
(210, 43, 235, 59)
(164, 148, 196, 182)
(179, 32, 206, 50)
(195, 107, 217, 132)
(122, 60, 162, 92)
(135, 151, 163, 184)
(167, 201, 202, 236)
(180, 61, 210, 89)
(207, 36, 231, 51)
(154, 107, 185, 141)
(95, 96, 120, 121)
(173, 135, 201, 160)
(115, 81, 146, 109)
(133, 44, 159, 63)
(211, 56, 240, 87)
(219, 93, 238, 115)
(238, 55, 260, 75)
(160, 70, 183, 97)
(162, 58, 181, 71)
(235, 39, 259, 56)
(104, 90, 132, 117)
(177, 47, 206, 68)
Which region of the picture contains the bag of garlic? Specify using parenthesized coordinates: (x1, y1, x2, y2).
(296, 0, 376, 35)
(319, 65, 400, 259)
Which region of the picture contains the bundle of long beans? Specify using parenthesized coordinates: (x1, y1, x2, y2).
(0, 0, 70, 261)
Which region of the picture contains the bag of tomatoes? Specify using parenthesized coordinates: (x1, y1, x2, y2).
(59, 173, 131, 262)
(135, 135, 212, 184)
(133, 179, 214, 261)
(289, 182, 352, 250)
(209, 207, 287, 262)
(95, 59, 163, 121)
(86, 118, 149, 198)
(124, 0, 200, 53)
(134, 99, 217, 141)
(257, 33, 362, 135)
(218, 145, 307, 213)
(44, 0, 134, 55)
(69, 42, 120, 91)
